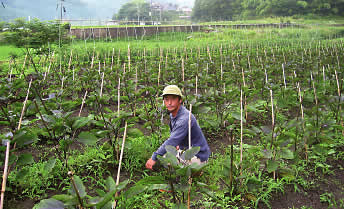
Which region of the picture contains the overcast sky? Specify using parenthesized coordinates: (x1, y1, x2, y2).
(0, 0, 195, 21)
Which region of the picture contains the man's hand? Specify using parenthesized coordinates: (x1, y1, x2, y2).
(145, 158, 156, 170)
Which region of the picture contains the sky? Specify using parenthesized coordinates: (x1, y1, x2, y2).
(0, 0, 195, 21)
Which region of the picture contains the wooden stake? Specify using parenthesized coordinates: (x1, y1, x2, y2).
(0, 141, 10, 209)
(118, 78, 120, 117)
(18, 79, 33, 130)
(79, 90, 88, 117)
(100, 72, 104, 98)
(282, 63, 287, 89)
(113, 122, 128, 208)
(240, 89, 243, 175)
(188, 104, 192, 150)
(195, 76, 198, 97)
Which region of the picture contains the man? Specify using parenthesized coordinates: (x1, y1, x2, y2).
(145, 85, 211, 170)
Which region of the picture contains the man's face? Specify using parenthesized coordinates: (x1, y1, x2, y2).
(163, 95, 182, 113)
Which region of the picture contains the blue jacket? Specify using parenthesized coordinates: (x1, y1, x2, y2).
(152, 105, 211, 162)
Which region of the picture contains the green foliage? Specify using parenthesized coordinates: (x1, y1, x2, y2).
(192, 0, 344, 21)
(115, 0, 151, 21)
(0, 18, 69, 50)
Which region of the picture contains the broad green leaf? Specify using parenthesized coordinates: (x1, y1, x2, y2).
(279, 148, 294, 160)
(69, 175, 86, 198)
(17, 153, 34, 166)
(181, 146, 200, 161)
(135, 176, 165, 185)
(165, 145, 177, 156)
(279, 168, 295, 180)
(197, 105, 211, 114)
(127, 128, 144, 138)
(34, 198, 64, 209)
(72, 116, 93, 129)
(105, 176, 116, 192)
(51, 194, 75, 203)
(95, 180, 129, 209)
(125, 185, 147, 198)
(231, 112, 246, 123)
(44, 158, 56, 173)
(13, 130, 37, 147)
(267, 160, 279, 173)
(77, 131, 99, 145)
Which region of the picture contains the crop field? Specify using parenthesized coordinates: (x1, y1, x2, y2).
(0, 25, 344, 208)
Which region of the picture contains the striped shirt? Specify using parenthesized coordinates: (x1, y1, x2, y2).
(152, 105, 211, 162)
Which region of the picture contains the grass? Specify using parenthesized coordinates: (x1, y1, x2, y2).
(0, 45, 23, 61)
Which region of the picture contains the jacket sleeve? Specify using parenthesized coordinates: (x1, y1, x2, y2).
(151, 119, 188, 161)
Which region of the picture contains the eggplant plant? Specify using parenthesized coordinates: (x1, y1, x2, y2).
(125, 145, 210, 208)
(33, 173, 129, 209)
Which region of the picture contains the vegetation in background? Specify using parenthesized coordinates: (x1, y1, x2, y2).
(192, 0, 344, 21)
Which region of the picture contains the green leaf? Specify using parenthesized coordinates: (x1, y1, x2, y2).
(105, 176, 116, 192)
(13, 130, 37, 147)
(135, 176, 165, 185)
(17, 153, 34, 166)
(51, 194, 75, 203)
(34, 198, 64, 209)
(279, 148, 294, 160)
(267, 160, 279, 173)
(165, 145, 177, 156)
(69, 175, 87, 198)
(181, 146, 200, 161)
(44, 158, 56, 173)
(77, 131, 99, 145)
(231, 112, 246, 123)
(127, 128, 144, 138)
(95, 180, 129, 208)
(197, 105, 211, 114)
(125, 185, 147, 198)
(72, 115, 93, 129)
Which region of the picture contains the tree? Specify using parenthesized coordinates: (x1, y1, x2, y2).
(192, 0, 242, 21)
(116, 0, 151, 22)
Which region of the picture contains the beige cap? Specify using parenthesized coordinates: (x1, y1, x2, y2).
(162, 85, 183, 97)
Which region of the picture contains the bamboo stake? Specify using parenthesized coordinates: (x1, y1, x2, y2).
(128, 45, 131, 72)
(60, 76, 65, 92)
(100, 72, 104, 98)
(282, 63, 287, 89)
(113, 122, 128, 209)
(270, 89, 276, 180)
(118, 78, 120, 117)
(241, 68, 247, 119)
(188, 104, 192, 150)
(8, 60, 13, 82)
(335, 70, 340, 97)
(68, 50, 73, 70)
(158, 63, 161, 87)
(98, 61, 101, 75)
(0, 141, 10, 209)
(240, 89, 243, 175)
(18, 79, 33, 130)
(195, 76, 198, 97)
(79, 91, 88, 117)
